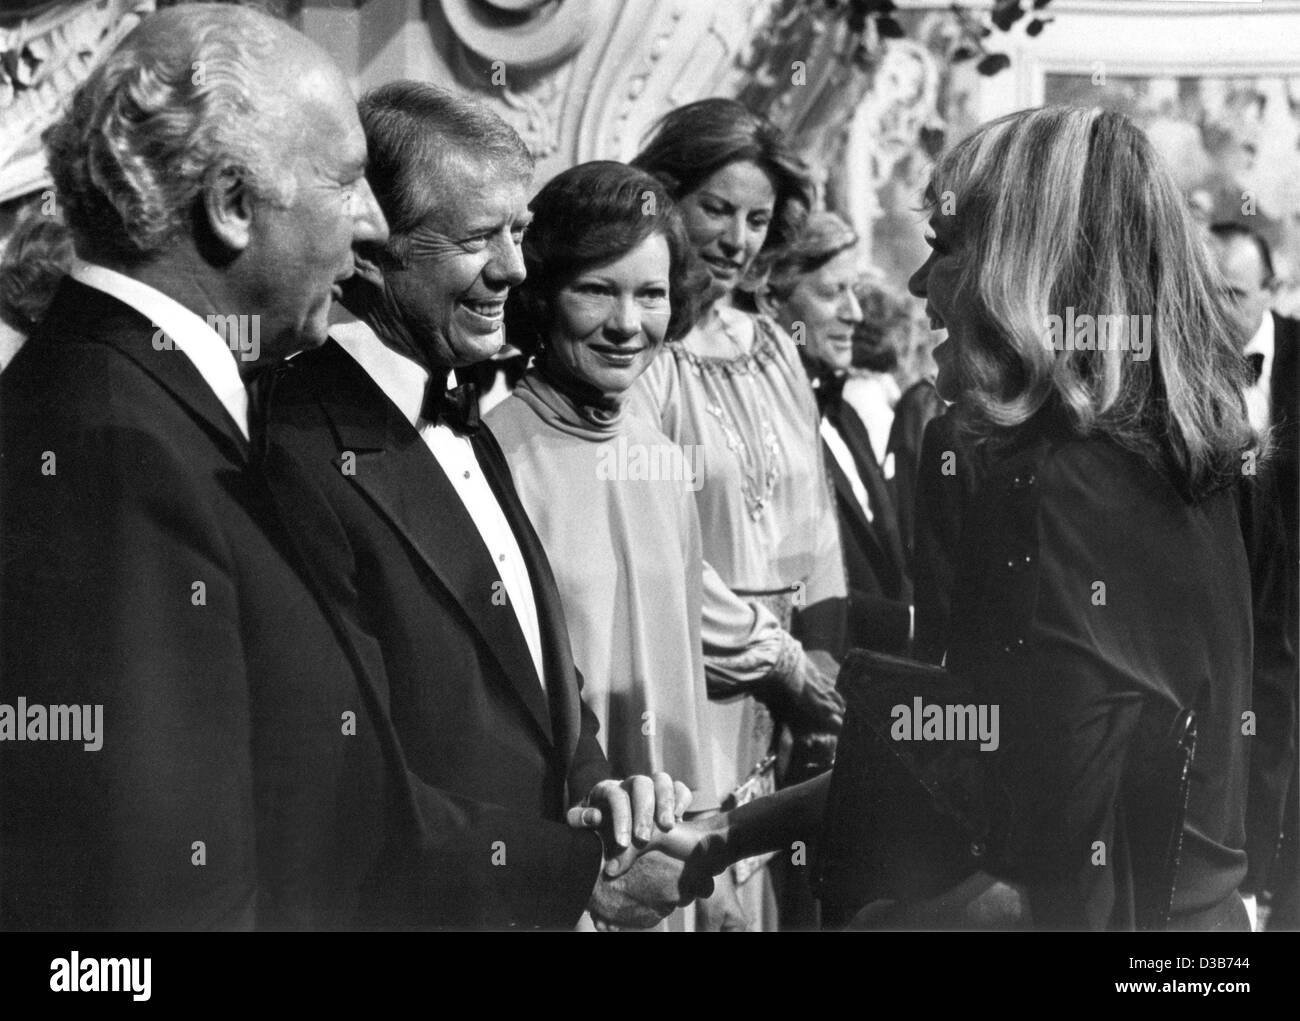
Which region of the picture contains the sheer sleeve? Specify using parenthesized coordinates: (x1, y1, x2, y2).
(701, 558, 801, 699)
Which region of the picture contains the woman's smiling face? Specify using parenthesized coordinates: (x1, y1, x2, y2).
(545, 233, 672, 397)
(677, 160, 776, 296)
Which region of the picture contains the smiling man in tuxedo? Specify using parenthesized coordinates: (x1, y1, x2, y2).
(264, 81, 704, 929)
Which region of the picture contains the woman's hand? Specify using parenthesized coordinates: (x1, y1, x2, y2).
(773, 648, 845, 733)
(695, 867, 750, 931)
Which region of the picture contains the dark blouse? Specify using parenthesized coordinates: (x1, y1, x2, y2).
(944, 421, 1251, 930)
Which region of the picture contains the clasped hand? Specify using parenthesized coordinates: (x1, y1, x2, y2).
(568, 773, 721, 929)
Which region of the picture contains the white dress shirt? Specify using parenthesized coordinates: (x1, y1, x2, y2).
(820, 410, 914, 641)
(71, 261, 250, 439)
(1244, 311, 1275, 434)
(332, 321, 547, 693)
(841, 371, 900, 469)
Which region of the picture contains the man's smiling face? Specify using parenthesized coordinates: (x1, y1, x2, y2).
(381, 159, 532, 369)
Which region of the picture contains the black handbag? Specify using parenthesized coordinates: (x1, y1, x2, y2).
(815, 649, 1009, 928)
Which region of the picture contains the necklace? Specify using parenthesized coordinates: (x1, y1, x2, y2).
(698, 314, 782, 521)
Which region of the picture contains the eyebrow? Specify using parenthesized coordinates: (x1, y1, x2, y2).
(459, 211, 532, 237)
(697, 191, 774, 213)
(571, 274, 670, 288)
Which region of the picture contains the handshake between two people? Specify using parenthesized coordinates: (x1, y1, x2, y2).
(568, 769, 836, 931)
(569, 773, 746, 931)
(568, 771, 1029, 931)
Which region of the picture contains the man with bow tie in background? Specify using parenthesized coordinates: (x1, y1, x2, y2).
(266, 81, 704, 929)
(1209, 221, 1299, 930)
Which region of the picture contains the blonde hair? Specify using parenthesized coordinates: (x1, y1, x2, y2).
(927, 106, 1253, 499)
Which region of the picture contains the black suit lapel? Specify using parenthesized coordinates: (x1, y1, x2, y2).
(316, 342, 555, 747)
(254, 438, 426, 835)
(43, 278, 252, 466)
(824, 435, 879, 551)
(823, 400, 907, 593)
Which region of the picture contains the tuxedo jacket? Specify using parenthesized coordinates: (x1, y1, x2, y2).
(265, 339, 610, 922)
(0, 280, 599, 931)
(1270, 314, 1299, 552)
(820, 395, 912, 655)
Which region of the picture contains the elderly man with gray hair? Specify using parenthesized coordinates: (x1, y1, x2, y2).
(0, 0, 405, 931)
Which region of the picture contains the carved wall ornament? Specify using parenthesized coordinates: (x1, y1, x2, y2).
(1, 0, 154, 205)
(440, 0, 594, 72)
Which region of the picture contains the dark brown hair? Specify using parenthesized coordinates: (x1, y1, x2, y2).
(631, 98, 813, 260)
(506, 161, 706, 354)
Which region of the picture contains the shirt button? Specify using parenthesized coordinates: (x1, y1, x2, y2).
(499, 554, 506, 562)
(464, 470, 471, 479)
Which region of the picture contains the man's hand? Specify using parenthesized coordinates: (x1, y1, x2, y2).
(586, 850, 714, 930)
(567, 773, 692, 878)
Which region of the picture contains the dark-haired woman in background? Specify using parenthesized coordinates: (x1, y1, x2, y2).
(627, 99, 847, 928)
(489, 160, 839, 930)
(640, 106, 1257, 931)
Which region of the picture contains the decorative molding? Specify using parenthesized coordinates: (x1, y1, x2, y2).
(440, 0, 593, 71)
(0, 0, 154, 206)
(841, 39, 942, 264)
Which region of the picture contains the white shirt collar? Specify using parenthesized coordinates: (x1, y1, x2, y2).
(70, 261, 250, 439)
(330, 318, 456, 426)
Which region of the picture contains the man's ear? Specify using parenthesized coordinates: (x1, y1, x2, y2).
(202, 165, 255, 252)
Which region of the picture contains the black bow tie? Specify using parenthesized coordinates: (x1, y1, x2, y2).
(1246, 352, 1265, 385)
(421, 371, 480, 434)
(811, 370, 847, 417)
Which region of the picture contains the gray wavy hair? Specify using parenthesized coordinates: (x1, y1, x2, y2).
(44, 3, 297, 265)
(763, 211, 858, 305)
